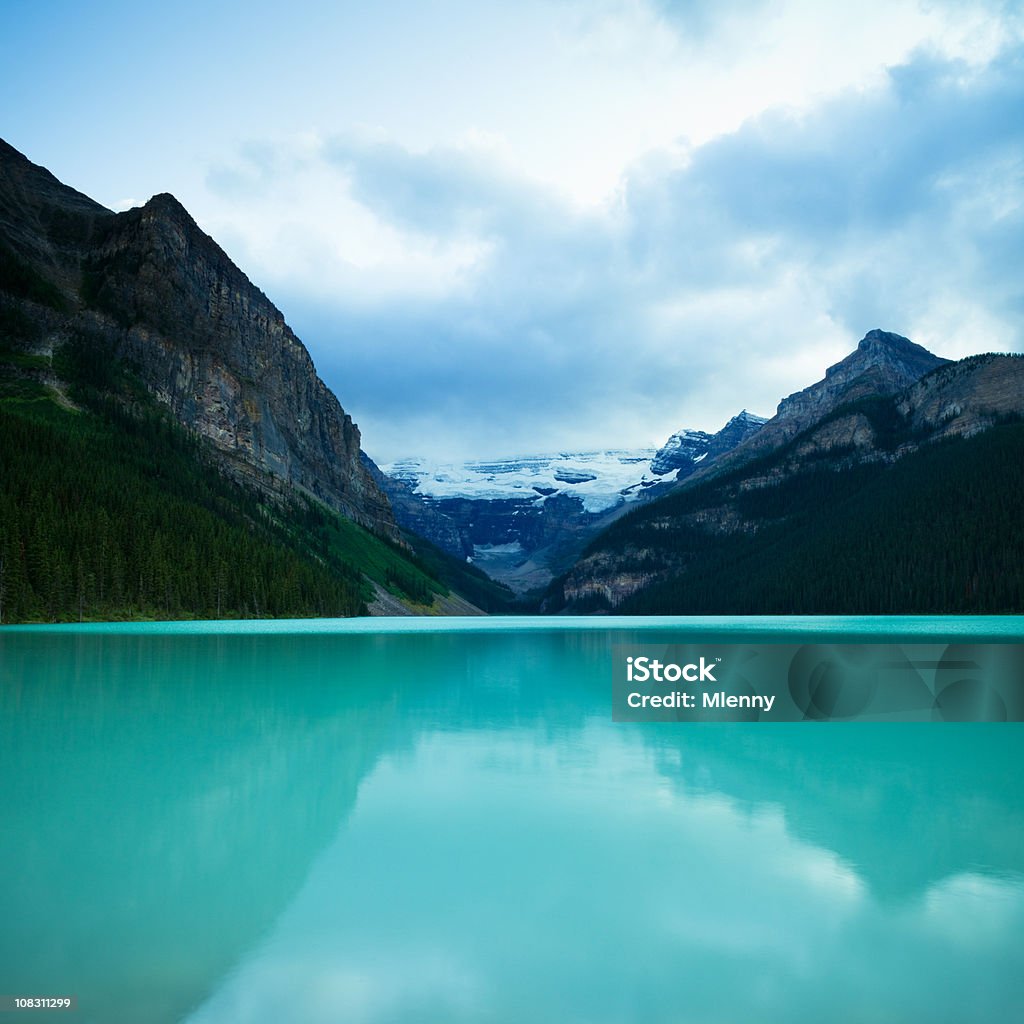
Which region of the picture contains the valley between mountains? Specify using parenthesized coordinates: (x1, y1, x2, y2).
(2, 138, 1022, 621)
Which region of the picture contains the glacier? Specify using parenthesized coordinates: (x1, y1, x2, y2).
(383, 449, 664, 514)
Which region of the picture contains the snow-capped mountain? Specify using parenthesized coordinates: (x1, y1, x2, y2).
(649, 411, 767, 479)
(649, 430, 713, 476)
(377, 411, 767, 592)
(385, 411, 769, 518)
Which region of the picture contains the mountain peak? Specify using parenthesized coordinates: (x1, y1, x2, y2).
(651, 409, 766, 478)
(138, 193, 209, 238)
(693, 330, 950, 479)
(142, 192, 191, 218)
(857, 328, 932, 358)
(0, 138, 399, 540)
(729, 409, 768, 426)
(821, 328, 948, 388)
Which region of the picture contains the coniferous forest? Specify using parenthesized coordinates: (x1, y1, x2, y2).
(549, 419, 1024, 615)
(0, 351, 464, 622)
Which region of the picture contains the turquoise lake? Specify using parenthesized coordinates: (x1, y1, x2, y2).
(2, 616, 1023, 1023)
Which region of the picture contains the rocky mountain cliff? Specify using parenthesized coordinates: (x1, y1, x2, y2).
(779, 328, 947, 421)
(0, 138, 396, 538)
(650, 411, 766, 477)
(702, 330, 949, 480)
(649, 429, 711, 476)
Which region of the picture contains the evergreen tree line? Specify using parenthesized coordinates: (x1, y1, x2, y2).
(383, 566, 432, 604)
(0, 394, 368, 622)
(554, 422, 1024, 615)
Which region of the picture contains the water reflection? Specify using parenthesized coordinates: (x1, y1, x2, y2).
(182, 719, 1024, 1024)
(0, 633, 401, 1024)
(1, 627, 1022, 1023)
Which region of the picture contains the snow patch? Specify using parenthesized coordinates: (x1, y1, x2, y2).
(383, 449, 659, 513)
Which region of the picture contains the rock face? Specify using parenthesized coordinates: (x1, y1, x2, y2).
(779, 329, 946, 424)
(650, 411, 767, 478)
(650, 429, 712, 476)
(706, 330, 949, 478)
(705, 409, 769, 457)
(0, 139, 396, 538)
(897, 353, 1024, 439)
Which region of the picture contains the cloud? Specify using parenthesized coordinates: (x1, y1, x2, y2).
(320, 137, 516, 237)
(625, 44, 1024, 341)
(666, 48, 1024, 240)
(198, 36, 1023, 461)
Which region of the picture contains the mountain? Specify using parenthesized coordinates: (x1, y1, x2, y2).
(0, 138, 484, 620)
(649, 430, 712, 476)
(0, 139, 393, 535)
(383, 449, 658, 515)
(650, 411, 766, 478)
(377, 449, 656, 593)
(700, 329, 948, 480)
(377, 412, 767, 593)
(547, 334, 1024, 614)
(778, 328, 947, 423)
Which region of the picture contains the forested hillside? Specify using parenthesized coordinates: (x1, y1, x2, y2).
(0, 140, 503, 623)
(0, 353, 454, 621)
(548, 418, 1024, 615)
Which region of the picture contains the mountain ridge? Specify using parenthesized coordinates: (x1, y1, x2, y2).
(696, 329, 951, 483)
(0, 139, 504, 621)
(0, 137, 396, 538)
(4, 141, 1020, 619)
(547, 334, 1023, 613)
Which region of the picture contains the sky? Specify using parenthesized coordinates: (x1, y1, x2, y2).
(2, 0, 1022, 461)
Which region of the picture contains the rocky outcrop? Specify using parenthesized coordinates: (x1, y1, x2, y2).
(650, 412, 767, 479)
(650, 429, 712, 476)
(897, 353, 1024, 439)
(649, 411, 767, 483)
(0, 139, 397, 538)
(705, 409, 769, 459)
(560, 560, 659, 609)
(778, 329, 946, 425)
(704, 330, 949, 479)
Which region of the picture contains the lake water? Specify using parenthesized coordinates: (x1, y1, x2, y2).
(2, 616, 1023, 1023)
